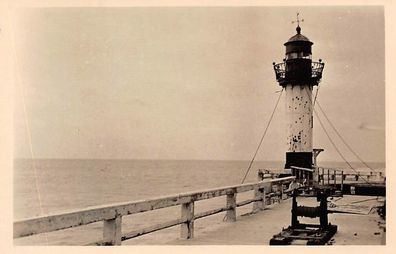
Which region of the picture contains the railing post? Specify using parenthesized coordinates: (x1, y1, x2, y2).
(313, 167, 319, 185)
(226, 190, 237, 222)
(322, 167, 325, 185)
(341, 170, 344, 193)
(327, 169, 330, 185)
(253, 172, 266, 213)
(334, 170, 337, 187)
(181, 201, 195, 239)
(253, 186, 266, 213)
(103, 215, 122, 245)
(279, 183, 284, 201)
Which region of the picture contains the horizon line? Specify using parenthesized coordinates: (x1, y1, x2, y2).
(13, 157, 386, 164)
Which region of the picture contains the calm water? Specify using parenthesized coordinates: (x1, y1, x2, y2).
(13, 159, 385, 245)
(14, 159, 285, 219)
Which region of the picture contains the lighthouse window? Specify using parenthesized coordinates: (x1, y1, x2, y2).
(286, 52, 298, 59)
(286, 52, 312, 60)
(302, 51, 312, 59)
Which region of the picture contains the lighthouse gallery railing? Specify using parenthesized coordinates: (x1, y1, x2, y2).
(273, 61, 324, 83)
(14, 176, 295, 245)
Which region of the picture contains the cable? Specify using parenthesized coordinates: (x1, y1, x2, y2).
(313, 85, 320, 107)
(303, 88, 372, 185)
(223, 88, 284, 222)
(311, 85, 377, 172)
(313, 107, 372, 185)
(315, 99, 377, 172)
(240, 88, 284, 184)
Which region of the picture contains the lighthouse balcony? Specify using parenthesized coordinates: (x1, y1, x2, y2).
(273, 61, 324, 87)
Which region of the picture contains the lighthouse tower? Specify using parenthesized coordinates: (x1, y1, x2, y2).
(273, 19, 324, 173)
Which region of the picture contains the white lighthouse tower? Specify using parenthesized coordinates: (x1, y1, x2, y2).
(273, 18, 324, 177)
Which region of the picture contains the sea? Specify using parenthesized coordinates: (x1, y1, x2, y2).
(13, 159, 385, 245)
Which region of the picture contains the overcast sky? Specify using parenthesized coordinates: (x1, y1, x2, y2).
(13, 6, 385, 162)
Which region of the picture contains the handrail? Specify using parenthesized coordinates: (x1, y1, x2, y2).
(313, 166, 343, 173)
(14, 176, 295, 245)
(273, 61, 324, 84)
(273, 62, 286, 81)
(290, 166, 315, 186)
(290, 166, 314, 172)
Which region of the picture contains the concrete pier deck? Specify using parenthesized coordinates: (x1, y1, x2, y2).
(14, 193, 385, 246)
(124, 195, 385, 245)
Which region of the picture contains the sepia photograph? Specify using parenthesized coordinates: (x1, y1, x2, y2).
(6, 2, 390, 248)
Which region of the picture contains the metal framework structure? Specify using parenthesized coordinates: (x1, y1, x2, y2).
(270, 188, 338, 245)
(273, 61, 324, 86)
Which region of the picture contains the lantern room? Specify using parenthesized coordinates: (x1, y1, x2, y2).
(273, 26, 324, 87)
(284, 26, 313, 59)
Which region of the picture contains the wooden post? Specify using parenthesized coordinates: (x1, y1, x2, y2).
(341, 170, 344, 193)
(252, 186, 260, 213)
(226, 191, 237, 222)
(103, 215, 122, 245)
(314, 167, 319, 185)
(280, 184, 284, 201)
(322, 167, 325, 185)
(327, 169, 330, 185)
(257, 169, 264, 182)
(378, 172, 383, 182)
(334, 170, 337, 187)
(257, 188, 266, 210)
(181, 201, 194, 239)
(253, 172, 266, 213)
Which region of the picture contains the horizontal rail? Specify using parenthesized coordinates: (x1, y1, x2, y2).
(14, 176, 295, 239)
(291, 166, 314, 173)
(91, 197, 265, 245)
(342, 172, 385, 177)
(121, 218, 185, 243)
(91, 218, 186, 246)
(314, 166, 347, 173)
(236, 198, 257, 207)
(92, 195, 273, 245)
(194, 207, 228, 220)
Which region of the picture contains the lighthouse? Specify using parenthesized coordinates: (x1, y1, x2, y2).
(273, 17, 324, 173)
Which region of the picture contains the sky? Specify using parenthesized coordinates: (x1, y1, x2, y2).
(13, 6, 385, 162)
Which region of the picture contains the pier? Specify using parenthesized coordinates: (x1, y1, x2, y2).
(167, 195, 385, 245)
(13, 169, 385, 246)
(13, 176, 295, 245)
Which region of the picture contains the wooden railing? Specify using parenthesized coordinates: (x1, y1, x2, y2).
(14, 176, 295, 245)
(315, 167, 344, 190)
(290, 166, 344, 193)
(316, 166, 385, 184)
(291, 166, 344, 191)
(290, 166, 314, 182)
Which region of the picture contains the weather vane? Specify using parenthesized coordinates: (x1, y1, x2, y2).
(291, 12, 304, 27)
